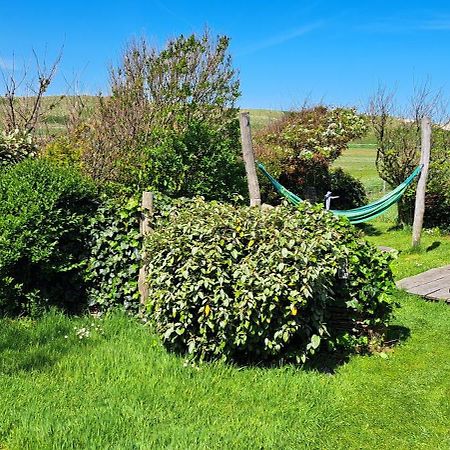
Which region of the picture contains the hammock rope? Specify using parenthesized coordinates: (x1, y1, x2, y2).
(257, 163, 423, 224)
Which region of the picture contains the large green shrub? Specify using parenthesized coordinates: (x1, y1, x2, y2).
(145, 198, 395, 365)
(79, 31, 245, 202)
(0, 159, 97, 315)
(329, 168, 368, 210)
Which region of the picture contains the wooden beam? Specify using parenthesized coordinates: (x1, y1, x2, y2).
(412, 116, 431, 248)
(239, 112, 261, 207)
(138, 191, 154, 305)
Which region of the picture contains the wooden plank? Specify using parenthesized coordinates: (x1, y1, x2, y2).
(407, 278, 450, 296)
(397, 266, 450, 289)
(239, 112, 261, 207)
(427, 288, 450, 301)
(398, 272, 450, 290)
(412, 116, 431, 248)
(397, 264, 450, 302)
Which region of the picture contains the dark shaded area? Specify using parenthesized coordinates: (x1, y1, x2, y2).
(384, 325, 411, 344)
(387, 223, 405, 232)
(426, 241, 441, 252)
(357, 223, 382, 236)
(0, 317, 100, 375)
(305, 323, 411, 375)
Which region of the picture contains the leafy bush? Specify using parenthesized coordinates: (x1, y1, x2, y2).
(0, 159, 97, 315)
(329, 168, 368, 210)
(424, 127, 450, 228)
(145, 198, 395, 365)
(41, 124, 90, 169)
(127, 121, 247, 201)
(0, 129, 37, 167)
(85, 196, 142, 314)
(255, 106, 367, 203)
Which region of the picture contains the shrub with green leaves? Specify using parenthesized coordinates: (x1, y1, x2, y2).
(85, 196, 142, 314)
(145, 198, 395, 365)
(255, 106, 367, 203)
(0, 159, 97, 315)
(329, 168, 368, 210)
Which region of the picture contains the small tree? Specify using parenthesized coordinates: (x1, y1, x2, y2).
(255, 106, 367, 203)
(82, 31, 245, 200)
(0, 50, 62, 135)
(368, 82, 448, 224)
(0, 50, 62, 167)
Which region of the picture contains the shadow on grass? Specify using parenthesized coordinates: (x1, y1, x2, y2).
(387, 224, 406, 232)
(384, 324, 411, 344)
(305, 324, 411, 375)
(357, 223, 382, 236)
(426, 241, 441, 252)
(0, 317, 101, 375)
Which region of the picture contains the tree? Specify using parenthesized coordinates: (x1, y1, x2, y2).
(255, 106, 367, 204)
(368, 81, 448, 224)
(0, 50, 62, 167)
(0, 50, 62, 135)
(81, 30, 245, 200)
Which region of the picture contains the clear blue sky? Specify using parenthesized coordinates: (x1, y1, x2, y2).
(1, 0, 450, 110)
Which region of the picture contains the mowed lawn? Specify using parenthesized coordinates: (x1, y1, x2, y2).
(0, 288, 449, 449)
(1, 224, 449, 449)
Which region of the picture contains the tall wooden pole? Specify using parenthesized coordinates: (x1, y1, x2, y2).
(412, 116, 431, 248)
(239, 112, 261, 207)
(138, 191, 153, 305)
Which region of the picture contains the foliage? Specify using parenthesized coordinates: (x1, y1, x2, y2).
(255, 106, 367, 202)
(85, 196, 142, 314)
(329, 168, 368, 210)
(0, 129, 37, 167)
(425, 127, 450, 228)
(125, 121, 247, 200)
(370, 116, 450, 227)
(81, 30, 244, 200)
(145, 198, 395, 365)
(41, 124, 90, 169)
(0, 158, 97, 315)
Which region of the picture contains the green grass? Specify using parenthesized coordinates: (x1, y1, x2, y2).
(247, 109, 285, 131)
(333, 132, 385, 196)
(1, 290, 449, 449)
(366, 224, 450, 280)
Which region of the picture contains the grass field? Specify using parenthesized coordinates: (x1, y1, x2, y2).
(1, 105, 449, 449)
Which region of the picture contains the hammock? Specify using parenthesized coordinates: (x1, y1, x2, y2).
(257, 163, 423, 224)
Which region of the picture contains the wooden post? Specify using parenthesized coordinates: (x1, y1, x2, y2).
(412, 116, 431, 248)
(239, 112, 261, 207)
(138, 191, 153, 305)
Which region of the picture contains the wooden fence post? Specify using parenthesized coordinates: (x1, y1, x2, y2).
(138, 191, 154, 305)
(239, 112, 261, 207)
(412, 116, 431, 248)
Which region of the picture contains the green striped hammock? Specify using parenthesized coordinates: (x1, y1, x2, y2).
(257, 163, 423, 224)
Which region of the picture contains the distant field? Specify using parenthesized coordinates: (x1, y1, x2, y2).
(247, 109, 285, 131)
(333, 143, 384, 195)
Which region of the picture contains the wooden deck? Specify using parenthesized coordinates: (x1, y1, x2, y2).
(397, 265, 450, 303)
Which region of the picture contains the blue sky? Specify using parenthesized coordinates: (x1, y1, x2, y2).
(1, 1, 450, 110)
